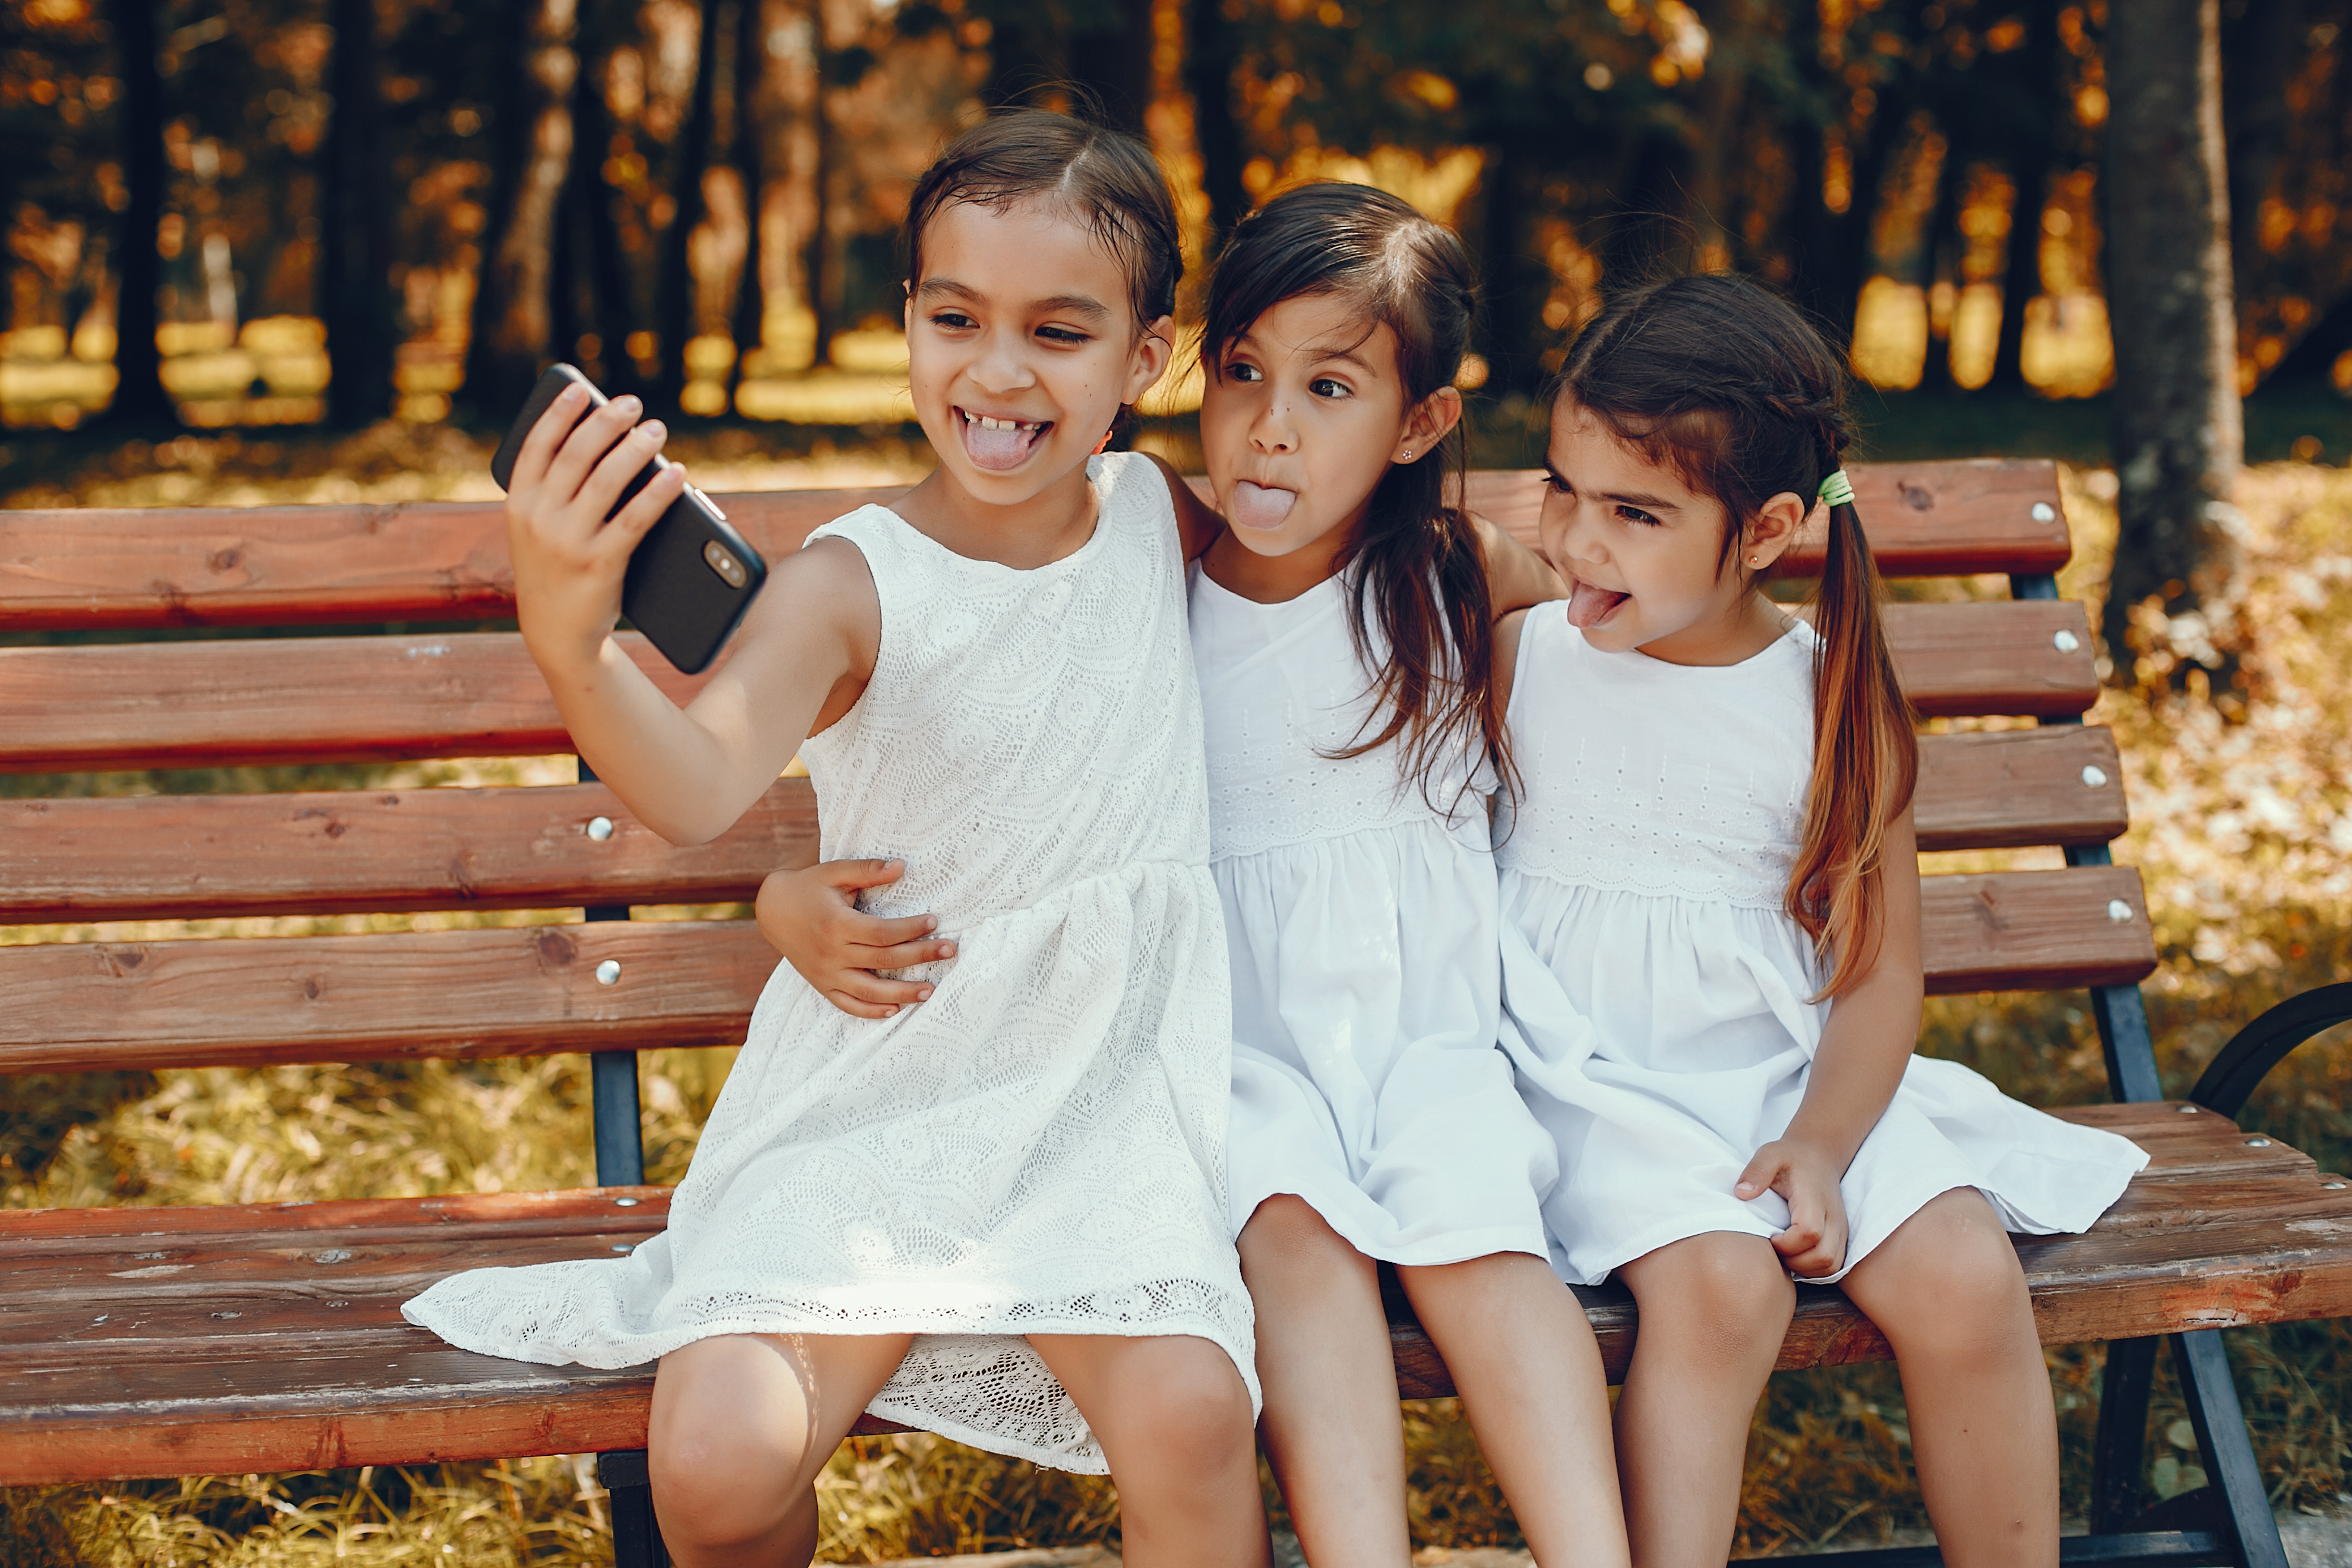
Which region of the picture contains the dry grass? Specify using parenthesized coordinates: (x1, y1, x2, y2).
(7, 453, 2352, 1560)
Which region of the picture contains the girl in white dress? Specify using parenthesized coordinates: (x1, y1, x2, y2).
(402, 112, 1269, 1568)
(766, 184, 1629, 1568)
(1493, 273, 2148, 1568)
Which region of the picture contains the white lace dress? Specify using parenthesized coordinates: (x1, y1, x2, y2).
(404, 452, 1255, 1472)
(1194, 566, 1554, 1265)
(1496, 605, 2148, 1286)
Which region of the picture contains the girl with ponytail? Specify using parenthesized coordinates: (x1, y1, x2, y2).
(1493, 273, 2146, 1568)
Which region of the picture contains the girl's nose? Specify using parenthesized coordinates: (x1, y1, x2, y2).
(1250, 397, 1297, 453)
(969, 329, 1036, 393)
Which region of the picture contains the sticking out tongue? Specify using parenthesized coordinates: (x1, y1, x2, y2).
(1229, 480, 1298, 532)
(963, 413, 1042, 472)
(1567, 580, 1629, 629)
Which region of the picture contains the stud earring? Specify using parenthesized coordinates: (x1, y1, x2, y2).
(1401, 448, 1414, 460)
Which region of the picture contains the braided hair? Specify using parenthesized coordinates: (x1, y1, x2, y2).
(1554, 273, 1917, 1000)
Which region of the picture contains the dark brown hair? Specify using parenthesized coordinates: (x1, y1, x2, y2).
(1205, 182, 1504, 810)
(902, 108, 1181, 333)
(1555, 273, 1918, 998)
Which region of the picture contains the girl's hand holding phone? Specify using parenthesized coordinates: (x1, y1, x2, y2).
(504, 384, 691, 672)
(754, 858, 959, 1019)
(1734, 1137, 1851, 1278)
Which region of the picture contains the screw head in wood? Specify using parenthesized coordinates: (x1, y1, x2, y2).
(2032, 501, 2057, 523)
(595, 959, 621, 985)
(611, 1243, 634, 1253)
(2054, 629, 2081, 653)
(2082, 765, 2108, 788)
(2247, 1137, 2272, 1147)
(2106, 899, 2133, 922)
(587, 816, 615, 842)
(2326, 1181, 2348, 1190)
(2179, 1104, 2199, 1112)
(615, 1196, 640, 1206)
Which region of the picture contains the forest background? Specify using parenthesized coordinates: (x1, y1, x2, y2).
(8, 0, 2352, 1563)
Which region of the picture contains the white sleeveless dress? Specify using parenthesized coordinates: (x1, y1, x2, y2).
(1496, 605, 2147, 1287)
(405, 453, 1256, 1472)
(1193, 566, 1554, 1265)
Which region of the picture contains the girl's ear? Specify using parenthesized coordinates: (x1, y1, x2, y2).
(1744, 490, 1811, 572)
(1121, 313, 1177, 406)
(1396, 385, 1463, 464)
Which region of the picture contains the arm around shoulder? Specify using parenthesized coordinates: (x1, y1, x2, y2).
(1141, 451, 1224, 561)
(1470, 510, 1566, 618)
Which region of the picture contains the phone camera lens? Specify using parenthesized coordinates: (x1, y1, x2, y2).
(703, 540, 748, 588)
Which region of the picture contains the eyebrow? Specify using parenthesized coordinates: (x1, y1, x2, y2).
(1541, 463, 1685, 512)
(918, 277, 1111, 319)
(1226, 327, 1374, 371)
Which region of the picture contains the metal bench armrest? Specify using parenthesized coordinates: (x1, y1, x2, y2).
(2188, 980, 2352, 1119)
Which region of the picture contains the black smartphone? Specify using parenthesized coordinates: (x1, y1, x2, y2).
(491, 363, 768, 675)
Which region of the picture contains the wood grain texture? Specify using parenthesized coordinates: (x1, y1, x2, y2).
(0, 601, 2098, 777)
(1912, 726, 2128, 851)
(1919, 865, 2155, 993)
(0, 731, 2116, 924)
(0, 463, 2064, 633)
(0, 870, 2148, 1074)
(8, 1104, 2347, 1484)
(0, 779, 817, 922)
(0, 921, 775, 1073)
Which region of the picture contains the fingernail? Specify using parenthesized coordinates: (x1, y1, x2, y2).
(643, 420, 666, 438)
(885, 1005, 899, 1016)
(617, 395, 641, 412)
(918, 987, 934, 1001)
(923, 916, 937, 932)
(940, 943, 956, 958)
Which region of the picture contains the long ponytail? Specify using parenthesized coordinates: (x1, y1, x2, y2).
(1794, 486, 1917, 996)
(1556, 273, 1917, 998)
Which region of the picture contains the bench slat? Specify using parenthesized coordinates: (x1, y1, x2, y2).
(0, 867, 2153, 1075)
(0, 921, 776, 1073)
(0, 463, 2066, 634)
(0, 728, 2123, 924)
(5, 1105, 2340, 1484)
(0, 601, 2100, 777)
(0, 780, 816, 923)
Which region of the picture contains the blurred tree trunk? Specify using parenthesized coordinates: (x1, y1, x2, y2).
(461, 0, 577, 423)
(2103, 0, 2243, 686)
(568, 36, 643, 396)
(728, 0, 768, 407)
(1913, 124, 1968, 394)
(1474, 138, 1545, 397)
(656, 0, 722, 416)
(321, 0, 396, 427)
(1598, 132, 1693, 286)
(1067, 0, 1152, 133)
(806, 3, 833, 365)
(105, 0, 175, 429)
(1184, 0, 1247, 258)
(1986, 5, 2060, 395)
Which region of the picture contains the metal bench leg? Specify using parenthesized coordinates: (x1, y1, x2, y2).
(600, 1449, 669, 1568)
(2173, 1330, 2288, 1568)
(2091, 1335, 2160, 1534)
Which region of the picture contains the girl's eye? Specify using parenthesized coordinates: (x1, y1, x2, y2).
(1223, 361, 1262, 384)
(1308, 377, 1350, 400)
(1038, 325, 1089, 346)
(1544, 474, 1573, 496)
(930, 311, 976, 331)
(1615, 504, 1661, 527)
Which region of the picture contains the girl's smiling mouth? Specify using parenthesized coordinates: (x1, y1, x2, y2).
(957, 407, 1052, 472)
(1228, 479, 1299, 532)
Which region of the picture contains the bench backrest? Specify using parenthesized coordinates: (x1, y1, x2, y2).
(0, 460, 2161, 1173)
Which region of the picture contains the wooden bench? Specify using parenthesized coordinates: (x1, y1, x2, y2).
(4, 461, 2349, 1568)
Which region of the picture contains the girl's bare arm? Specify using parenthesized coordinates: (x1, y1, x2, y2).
(1734, 807, 1926, 1275)
(1142, 451, 1226, 560)
(1471, 511, 1567, 618)
(505, 385, 878, 845)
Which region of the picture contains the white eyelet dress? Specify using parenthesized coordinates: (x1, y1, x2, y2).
(1495, 605, 2147, 1287)
(1192, 566, 1555, 1265)
(404, 453, 1256, 1472)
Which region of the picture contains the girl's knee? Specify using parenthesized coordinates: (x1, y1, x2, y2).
(1852, 1193, 2034, 1361)
(1106, 1339, 1258, 1471)
(1240, 1195, 1370, 1288)
(649, 1338, 816, 1543)
(1625, 1234, 1794, 1360)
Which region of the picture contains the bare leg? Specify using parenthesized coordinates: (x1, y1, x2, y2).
(648, 1330, 913, 1567)
(1839, 1188, 2057, 1568)
(1238, 1194, 1413, 1567)
(1030, 1331, 1272, 1568)
(1613, 1232, 1794, 1568)
(1399, 1251, 1629, 1568)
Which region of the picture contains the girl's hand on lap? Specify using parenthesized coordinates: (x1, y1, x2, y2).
(755, 859, 956, 1019)
(504, 382, 691, 672)
(1735, 1139, 1851, 1278)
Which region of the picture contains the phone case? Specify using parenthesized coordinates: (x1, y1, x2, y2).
(492, 363, 769, 674)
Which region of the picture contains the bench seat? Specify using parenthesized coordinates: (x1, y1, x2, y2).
(7, 1101, 2347, 1487)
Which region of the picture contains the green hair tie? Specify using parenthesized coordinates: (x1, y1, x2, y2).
(1818, 469, 1855, 508)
